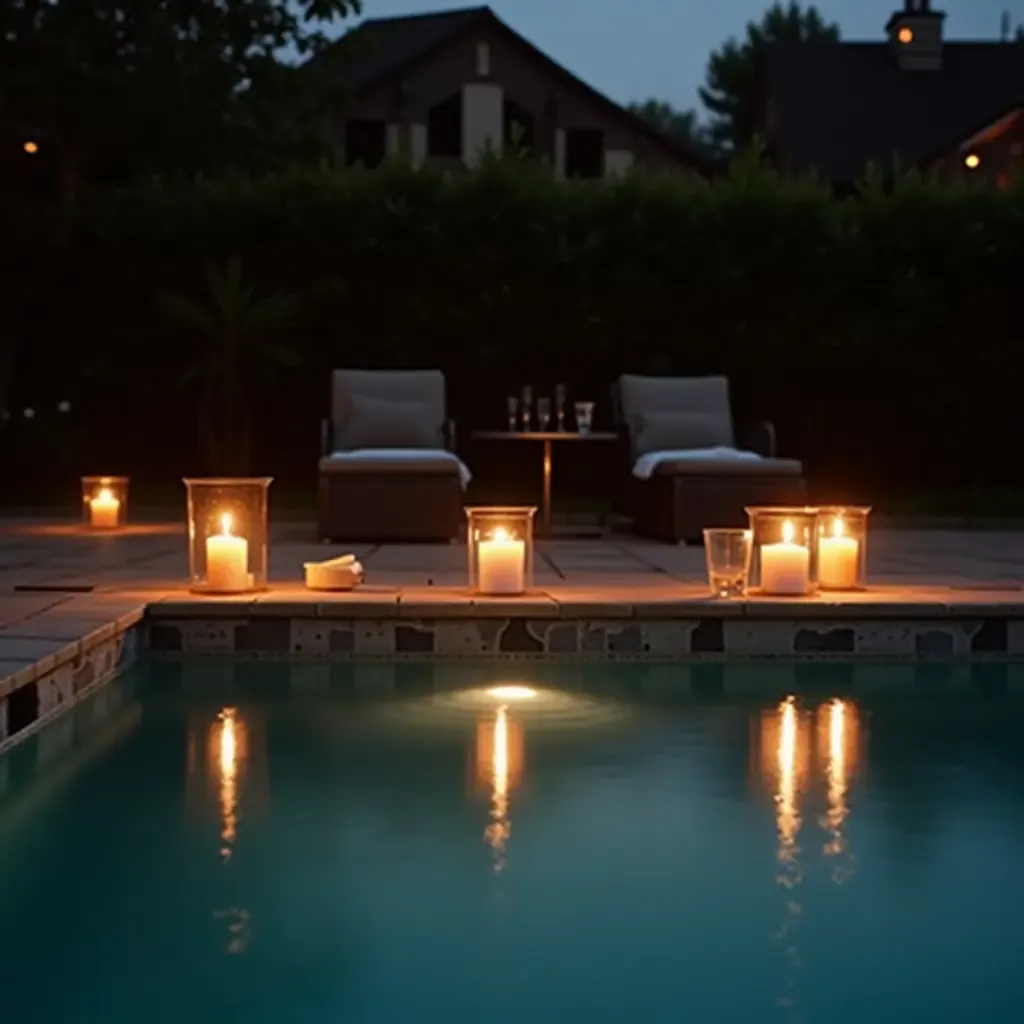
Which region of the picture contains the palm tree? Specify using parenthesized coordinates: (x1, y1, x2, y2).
(158, 257, 299, 474)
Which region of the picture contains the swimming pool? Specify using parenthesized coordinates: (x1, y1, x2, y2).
(2, 661, 1024, 1023)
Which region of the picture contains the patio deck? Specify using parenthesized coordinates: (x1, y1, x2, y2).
(2, 518, 1024, 750)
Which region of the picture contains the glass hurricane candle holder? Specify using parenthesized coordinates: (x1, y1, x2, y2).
(81, 476, 129, 530)
(466, 506, 536, 596)
(745, 506, 819, 597)
(816, 506, 871, 591)
(184, 477, 272, 594)
(703, 528, 753, 598)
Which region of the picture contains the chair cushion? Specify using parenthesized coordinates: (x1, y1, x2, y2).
(634, 411, 732, 457)
(343, 395, 440, 450)
(652, 455, 803, 477)
(332, 369, 446, 449)
(318, 448, 471, 488)
(619, 374, 735, 452)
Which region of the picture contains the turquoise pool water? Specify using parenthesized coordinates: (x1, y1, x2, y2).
(2, 661, 1024, 1022)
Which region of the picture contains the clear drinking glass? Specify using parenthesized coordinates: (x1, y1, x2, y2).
(536, 397, 551, 431)
(703, 528, 753, 599)
(506, 395, 518, 432)
(574, 400, 594, 435)
(521, 386, 533, 432)
(555, 384, 566, 431)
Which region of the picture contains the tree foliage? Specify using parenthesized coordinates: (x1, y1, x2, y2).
(699, 1, 840, 155)
(158, 257, 300, 473)
(627, 99, 717, 162)
(0, 0, 363, 202)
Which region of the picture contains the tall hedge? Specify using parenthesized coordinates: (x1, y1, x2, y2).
(5, 158, 1024, 498)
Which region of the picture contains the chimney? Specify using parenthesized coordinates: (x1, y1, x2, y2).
(885, 0, 946, 70)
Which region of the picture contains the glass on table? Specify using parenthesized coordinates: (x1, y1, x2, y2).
(703, 528, 753, 599)
(506, 395, 518, 432)
(555, 384, 566, 431)
(536, 397, 551, 431)
(573, 400, 594, 435)
(520, 385, 533, 432)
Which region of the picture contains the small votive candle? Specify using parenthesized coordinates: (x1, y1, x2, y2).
(89, 487, 120, 529)
(818, 517, 859, 590)
(759, 520, 811, 596)
(477, 527, 526, 595)
(82, 476, 129, 530)
(205, 513, 250, 593)
(816, 506, 871, 591)
(466, 506, 536, 596)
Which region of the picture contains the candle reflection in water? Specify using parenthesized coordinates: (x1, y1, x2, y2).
(818, 698, 859, 882)
(186, 705, 265, 957)
(475, 703, 525, 873)
(209, 707, 247, 862)
(760, 696, 811, 1016)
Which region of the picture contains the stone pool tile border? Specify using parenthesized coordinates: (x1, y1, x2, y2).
(0, 610, 144, 753)
(144, 591, 1024, 620)
(142, 613, 1024, 660)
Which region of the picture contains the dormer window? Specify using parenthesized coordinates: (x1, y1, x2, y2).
(886, 2, 945, 70)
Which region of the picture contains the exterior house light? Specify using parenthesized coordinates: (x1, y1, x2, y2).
(23, 141, 38, 154)
(964, 152, 981, 169)
(898, 26, 913, 43)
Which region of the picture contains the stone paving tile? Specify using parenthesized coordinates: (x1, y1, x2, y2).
(0, 595, 72, 627)
(6, 521, 1024, 628)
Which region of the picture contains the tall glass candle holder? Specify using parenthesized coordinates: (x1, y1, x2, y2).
(81, 476, 129, 529)
(466, 506, 536, 596)
(184, 477, 272, 594)
(745, 506, 819, 597)
(816, 506, 871, 591)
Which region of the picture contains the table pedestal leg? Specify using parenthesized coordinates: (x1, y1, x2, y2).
(542, 438, 552, 537)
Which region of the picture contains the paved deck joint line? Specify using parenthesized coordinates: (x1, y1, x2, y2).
(14, 585, 96, 594)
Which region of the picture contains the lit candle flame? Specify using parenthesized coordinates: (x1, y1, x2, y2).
(782, 520, 794, 545)
(832, 517, 845, 539)
(221, 513, 233, 536)
(96, 487, 113, 503)
(491, 526, 510, 542)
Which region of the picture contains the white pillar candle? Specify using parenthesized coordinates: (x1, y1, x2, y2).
(206, 513, 249, 592)
(477, 527, 526, 595)
(89, 488, 120, 529)
(760, 521, 810, 595)
(818, 519, 859, 590)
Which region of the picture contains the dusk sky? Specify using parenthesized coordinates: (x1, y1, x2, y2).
(336, 0, 1021, 109)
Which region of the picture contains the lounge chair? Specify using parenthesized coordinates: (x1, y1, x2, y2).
(317, 369, 469, 542)
(613, 374, 807, 543)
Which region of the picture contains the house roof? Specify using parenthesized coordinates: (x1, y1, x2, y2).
(764, 41, 1024, 181)
(312, 5, 712, 175)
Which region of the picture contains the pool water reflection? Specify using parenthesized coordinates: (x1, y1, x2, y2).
(1, 662, 1024, 1023)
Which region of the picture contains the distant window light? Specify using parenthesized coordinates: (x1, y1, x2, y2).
(476, 41, 490, 76)
(898, 26, 914, 43)
(23, 408, 35, 419)
(23, 140, 38, 154)
(57, 400, 71, 413)
(964, 152, 981, 169)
